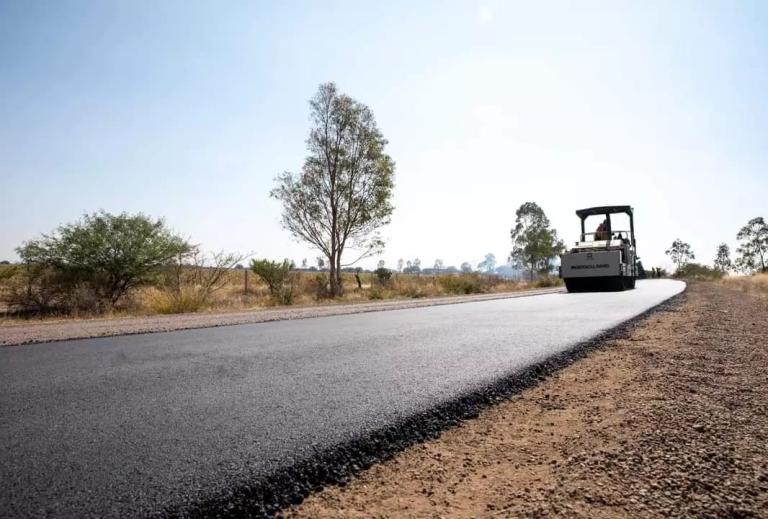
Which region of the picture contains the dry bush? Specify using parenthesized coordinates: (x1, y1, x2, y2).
(138, 286, 209, 314)
(674, 262, 724, 280)
(721, 273, 768, 297)
(534, 276, 564, 288)
(144, 251, 248, 313)
(307, 274, 331, 300)
(437, 274, 487, 295)
(0, 264, 84, 316)
(367, 286, 387, 300)
(2, 266, 548, 320)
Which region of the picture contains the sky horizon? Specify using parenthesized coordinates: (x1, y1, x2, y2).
(1, 1, 766, 272)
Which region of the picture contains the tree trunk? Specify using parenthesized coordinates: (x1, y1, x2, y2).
(335, 253, 343, 295)
(328, 251, 339, 297)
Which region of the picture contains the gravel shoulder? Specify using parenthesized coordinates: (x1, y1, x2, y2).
(0, 288, 562, 346)
(287, 282, 768, 518)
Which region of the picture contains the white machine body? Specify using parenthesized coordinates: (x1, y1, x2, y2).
(559, 205, 639, 292)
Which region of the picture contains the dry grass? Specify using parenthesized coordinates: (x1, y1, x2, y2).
(1, 267, 561, 321)
(720, 272, 768, 297)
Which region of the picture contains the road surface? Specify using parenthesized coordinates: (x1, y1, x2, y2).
(0, 280, 684, 518)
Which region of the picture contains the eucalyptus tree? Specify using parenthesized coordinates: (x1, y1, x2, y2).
(510, 202, 564, 280)
(665, 239, 695, 272)
(736, 217, 767, 272)
(272, 83, 395, 296)
(713, 243, 732, 273)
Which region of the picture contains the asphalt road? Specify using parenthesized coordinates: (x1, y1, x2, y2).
(1, 280, 685, 518)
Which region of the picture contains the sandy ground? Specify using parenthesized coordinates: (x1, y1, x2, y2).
(287, 282, 768, 518)
(0, 287, 562, 346)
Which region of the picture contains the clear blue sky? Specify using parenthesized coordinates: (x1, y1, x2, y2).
(1, 0, 766, 270)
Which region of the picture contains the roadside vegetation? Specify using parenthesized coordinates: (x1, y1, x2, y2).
(11, 82, 764, 319)
(0, 83, 569, 322)
(0, 254, 558, 319)
(271, 82, 395, 297)
(663, 216, 767, 283)
(509, 202, 565, 281)
(0, 208, 561, 320)
(720, 272, 768, 297)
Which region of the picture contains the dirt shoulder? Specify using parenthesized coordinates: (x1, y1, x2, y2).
(0, 287, 561, 346)
(287, 282, 768, 518)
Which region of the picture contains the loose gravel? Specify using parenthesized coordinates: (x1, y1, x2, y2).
(288, 282, 768, 518)
(0, 288, 561, 347)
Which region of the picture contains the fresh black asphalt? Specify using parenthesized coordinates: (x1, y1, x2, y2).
(0, 280, 685, 518)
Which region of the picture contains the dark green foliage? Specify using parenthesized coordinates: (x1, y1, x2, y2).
(713, 243, 732, 273)
(374, 267, 392, 285)
(736, 217, 767, 273)
(14, 211, 191, 309)
(510, 202, 564, 281)
(250, 259, 294, 297)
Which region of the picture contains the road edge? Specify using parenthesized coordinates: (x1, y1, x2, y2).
(1, 287, 564, 347)
(162, 284, 688, 519)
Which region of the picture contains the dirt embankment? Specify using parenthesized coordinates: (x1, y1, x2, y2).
(288, 282, 768, 518)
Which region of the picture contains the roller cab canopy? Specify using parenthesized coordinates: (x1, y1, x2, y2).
(576, 205, 633, 219)
(575, 205, 635, 249)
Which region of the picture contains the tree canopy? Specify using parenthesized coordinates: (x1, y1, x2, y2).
(665, 238, 695, 271)
(271, 82, 395, 296)
(510, 202, 564, 280)
(713, 243, 732, 273)
(736, 217, 767, 272)
(17, 211, 190, 306)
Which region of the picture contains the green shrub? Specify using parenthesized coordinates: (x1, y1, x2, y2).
(16, 211, 191, 308)
(250, 259, 293, 296)
(374, 267, 392, 285)
(276, 285, 295, 305)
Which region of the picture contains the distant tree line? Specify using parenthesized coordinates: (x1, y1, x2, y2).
(664, 216, 767, 278)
